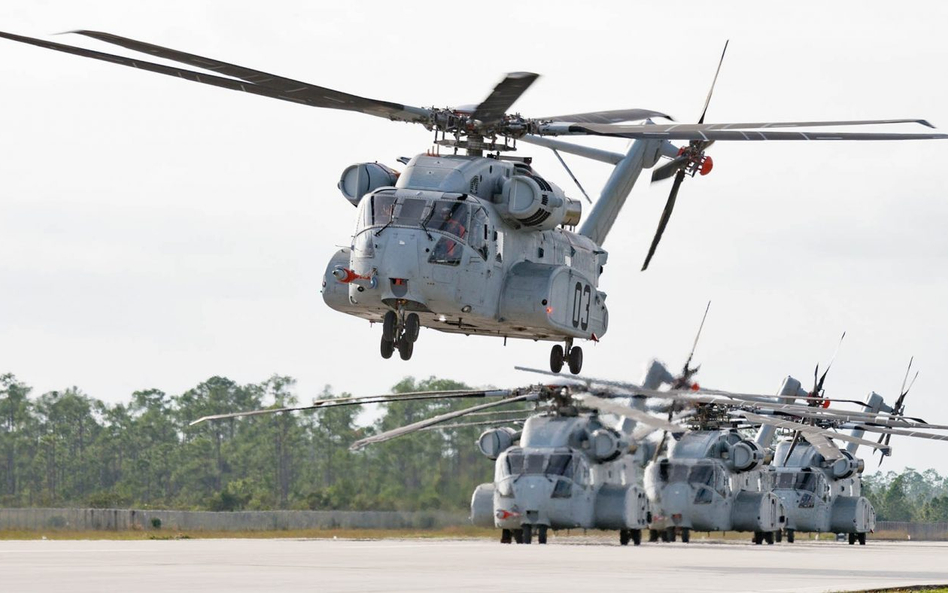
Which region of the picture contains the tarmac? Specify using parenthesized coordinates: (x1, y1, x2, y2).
(1, 537, 946, 592)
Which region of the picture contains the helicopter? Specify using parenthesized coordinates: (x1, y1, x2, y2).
(760, 359, 948, 545)
(515, 346, 948, 547)
(2, 30, 946, 373)
(190, 380, 680, 546)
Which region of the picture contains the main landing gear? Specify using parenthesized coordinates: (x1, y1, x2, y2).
(550, 338, 583, 375)
(380, 309, 420, 361)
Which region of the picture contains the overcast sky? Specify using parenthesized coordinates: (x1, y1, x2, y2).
(1, 1, 946, 474)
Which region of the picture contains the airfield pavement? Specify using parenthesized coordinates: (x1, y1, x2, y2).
(1, 537, 946, 592)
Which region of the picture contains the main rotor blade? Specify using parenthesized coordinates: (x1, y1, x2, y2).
(0, 30, 431, 123)
(513, 366, 644, 393)
(472, 72, 539, 125)
(189, 388, 514, 425)
(698, 40, 729, 125)
(421, 416, 531, 431)
(642, 168, 685, 271)
(350, 394, 534, 450)
(847, 424, 948, 443)
(540, 108, 673, 125)
(564, 122, 948, 141)
(742, 412, 889, 456)
(576, 393, 686, 433)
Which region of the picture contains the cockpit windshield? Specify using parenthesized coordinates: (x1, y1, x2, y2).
(427, 202, 470, 238)
(657, 460, 690, 484)
(361, 193, 472, 235)
(688, 465, 715, 487)
(775, 471, 821, 492)
(500, 449, 574, 480)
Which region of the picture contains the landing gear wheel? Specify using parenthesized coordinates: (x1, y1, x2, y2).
(753, 531, 764, 545)
(405, 313, 420, 343)
(764, 531, 775, 545)
(660, 529, 669, 543)
(567, 346, 583, 375)
(681, 528, 691, 543)
(848, 532, 856, 545)
(858, 532, 866, 545)
(631, 529, 642, 546)
(649, 529, 660, 543)
(522, 524, 533, 545)
(382, 311, 397, 342)
(380, 337, 395, 359)
(397, 337, 414, 361)
(786, 529, 795, 544)
(500, 529, 512, 544)
(665, 527, 677, 543)
(550, 345, 564, 373)
(513, 529, 523, 544)
(619, 530, 630, 546)
(775, 529, 783, 543)
(538, 525, 548, 545)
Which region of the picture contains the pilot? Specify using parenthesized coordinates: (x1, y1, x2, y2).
(433, 206, 466, 260)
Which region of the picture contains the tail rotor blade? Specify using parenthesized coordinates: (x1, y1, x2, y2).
(642, 169, 686, 271)
(684, 301, 712, 372)
(816, 331, 846, 393)
(697, 40, 729, 125)
(651, 156, 687, 183)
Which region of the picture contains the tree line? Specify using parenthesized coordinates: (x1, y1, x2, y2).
(2, 371, 947, 519)
(863, 468, 948, 522)
(0, 373, 495, 511)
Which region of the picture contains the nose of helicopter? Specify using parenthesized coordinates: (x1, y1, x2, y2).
(661, 483, 693, 527)
(355, 228, 430, 307)
(511, 476, 556, 525)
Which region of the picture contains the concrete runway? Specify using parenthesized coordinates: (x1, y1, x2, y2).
(1, 538, 946, 592)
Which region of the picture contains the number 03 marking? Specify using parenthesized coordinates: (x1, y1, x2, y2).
(571, 282, 591, 330)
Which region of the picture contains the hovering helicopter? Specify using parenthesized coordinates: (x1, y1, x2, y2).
(2, 30, 946, 373)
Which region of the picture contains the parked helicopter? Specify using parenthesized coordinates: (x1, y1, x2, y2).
(757, 359, 948, 544)
(190, 381, 680, 546)
(2, 30, 946, 373)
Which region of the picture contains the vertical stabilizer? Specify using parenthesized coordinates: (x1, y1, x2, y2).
(579, 139, 675, 246)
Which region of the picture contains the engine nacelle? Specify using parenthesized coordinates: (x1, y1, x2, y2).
(589, 428, 623, 462)
(477, 427, 519, 460)
(498, 173, 580, 230)
(729, 439, 765, 472)
(829, 449, 863, 480)
(470, 483, 495, 527)
(338, 162, 398, 206)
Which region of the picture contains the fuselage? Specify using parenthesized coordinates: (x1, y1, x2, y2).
(322, 153, 609, 343)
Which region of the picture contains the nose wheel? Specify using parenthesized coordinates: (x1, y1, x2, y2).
(549, 339, 583, 374)
(381, 310, 420, 361)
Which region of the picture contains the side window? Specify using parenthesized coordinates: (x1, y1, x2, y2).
(429, 237, 463, 266)
(372, 193, 396, 226)
(470, 209, 489, 260)
(494, 230, 504, 263)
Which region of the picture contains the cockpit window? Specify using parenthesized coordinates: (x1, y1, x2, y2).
(395, 198, 428, 226)
(371, 193, 396, 226)
(428, 201, 470, 238)
(524, 453, 546, 474)
(547, 453, 573, 478)
(688, 465, 715, 487)
(504, 450, 524, 476)
(658, 460, 690, 483)
(775, 471, 821, 492)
